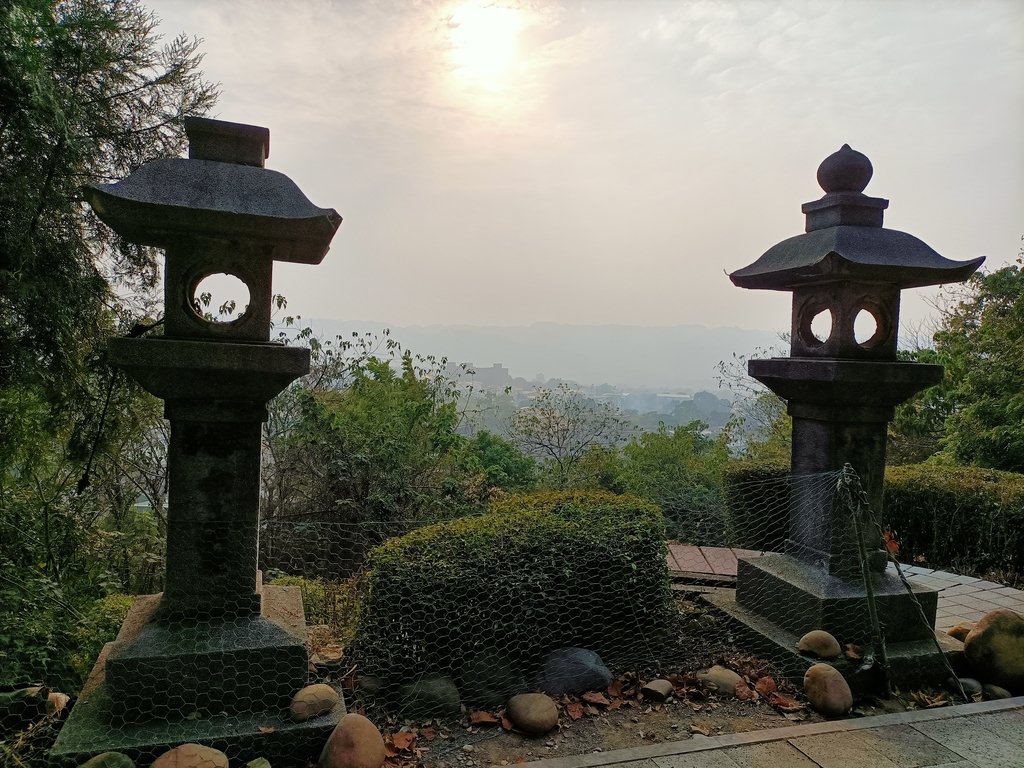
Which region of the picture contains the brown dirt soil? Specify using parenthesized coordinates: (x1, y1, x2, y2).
(411, 694, 819, 768)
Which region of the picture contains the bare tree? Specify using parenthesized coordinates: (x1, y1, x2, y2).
(506, 383, 630, 486)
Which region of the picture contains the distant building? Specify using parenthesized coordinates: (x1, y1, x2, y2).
(452, 362, 513, 392)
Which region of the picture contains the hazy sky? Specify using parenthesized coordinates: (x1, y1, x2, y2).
(148, 0, 1023, 334)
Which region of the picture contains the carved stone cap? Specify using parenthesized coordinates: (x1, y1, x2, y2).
(185, 117, 269, 167)
(801, 145, 888, 231)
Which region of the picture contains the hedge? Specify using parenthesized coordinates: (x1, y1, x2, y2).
(883, 464, 1024, 583)
(351, 491, 672, 694)
(722, 459, 790, 551)
(720, 460, 1024, 584)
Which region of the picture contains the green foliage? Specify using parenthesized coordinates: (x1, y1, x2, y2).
(0, 577, 131, 690)
(269, 576, 361, 647)
(614, 423, 730, 544)
(1, 0, 217, 399)
(456, 430, 536, 491)
(353, 491, 672, 689)
(722, 459, 790, 552)
(0, 0, 212, 694)
(261, 332, 534, 578)
(715, 348, 791, 462)
(68, 593, 133, 681)
(883, 464, 1024, 584)
(888, 346, 953, 464)
(934, 257, 1024, 472)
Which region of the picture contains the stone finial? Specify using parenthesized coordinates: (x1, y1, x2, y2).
(816, 144, 873, 194)
(184, 116, 270, 167)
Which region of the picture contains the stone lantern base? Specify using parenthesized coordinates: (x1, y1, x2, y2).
(51, 582, 344, 767)
(701, 555, 964, 693)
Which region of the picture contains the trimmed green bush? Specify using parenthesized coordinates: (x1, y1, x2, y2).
(722, 459, 790, 551)
(883, 464, 1024, 583)
(352, 491, 672, 690)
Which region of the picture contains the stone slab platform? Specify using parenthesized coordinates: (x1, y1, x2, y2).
(52, 585, 344, 767)
(521, 696, 1024, 768)
(701, 589, 963, 692)
(667, 545, 1024, 636)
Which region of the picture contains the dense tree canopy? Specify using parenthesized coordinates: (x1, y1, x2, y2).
(1, 0, 217, 403)
(0, 0, 216, 687)
(936, 255, 1024, 472)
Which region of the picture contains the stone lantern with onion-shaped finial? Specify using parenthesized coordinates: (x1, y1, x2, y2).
(53, 118, 345, 764)
(716, 145, 983, 679)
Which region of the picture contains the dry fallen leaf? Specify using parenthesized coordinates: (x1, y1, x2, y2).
(689, 723, 711, 736)
(391, 731, 417, 751)
(469, 711, 500, 726)
(608, 678, 624, 698)
(257, 725, 276, 734)
(565, 702, 584, 721)
(734, 682, 757, 701)
(910, 690, 950, 709)
(845, 643, 863, 661)
(500, 714, 515, 731)
(582, 692, 610, 706)
(768, 692, 804, 713)
(754, 676, 777, 697)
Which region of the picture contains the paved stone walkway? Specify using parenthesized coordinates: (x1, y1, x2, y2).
(522, 697, 1024, 768)
(666, 545, 1024, 632)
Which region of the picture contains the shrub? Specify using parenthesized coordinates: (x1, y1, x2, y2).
(69, 594, 134, 683)
(722, 459, 790, 551)
(883, 464, 1024, 583)
(352, 491, 672, 694)
(269, 575, 361, 646)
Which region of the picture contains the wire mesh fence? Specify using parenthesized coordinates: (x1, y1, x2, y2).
(0, 468, 985, 767)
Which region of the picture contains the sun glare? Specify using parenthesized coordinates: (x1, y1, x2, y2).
(447, 2, 525, 91)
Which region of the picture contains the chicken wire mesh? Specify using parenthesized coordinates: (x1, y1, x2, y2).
(2, 469, 963, 768)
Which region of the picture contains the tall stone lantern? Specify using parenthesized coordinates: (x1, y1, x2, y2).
(713, 145, 982, 687)
(54, 118, 343, 764)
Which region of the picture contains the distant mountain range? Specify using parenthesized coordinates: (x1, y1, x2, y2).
(301, 320, 784, 391)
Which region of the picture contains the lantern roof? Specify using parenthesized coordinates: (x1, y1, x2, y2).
(730, 144, 983, 291)
(82, 118, 341, 265)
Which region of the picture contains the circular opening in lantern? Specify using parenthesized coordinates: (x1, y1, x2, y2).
(800, 306, 833, 348)
(190, 272, 250, 324)
(854, 305, 888, 349)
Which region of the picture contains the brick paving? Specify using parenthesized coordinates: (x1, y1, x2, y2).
(522, 697, 1024, 768)
(666, 545, 1024, 634)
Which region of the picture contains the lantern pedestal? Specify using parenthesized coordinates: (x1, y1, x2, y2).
(51, 581, 345, 766)
(703, 587, 964, 694)
(750, 357, 942, 579)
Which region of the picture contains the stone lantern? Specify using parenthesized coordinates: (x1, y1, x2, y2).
(54, 118, 343, 764)
(711, 144, 982, 687)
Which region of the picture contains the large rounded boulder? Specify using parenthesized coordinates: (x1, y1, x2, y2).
(505, 693, 559, 736)
(964, 609, 1024, 692)
(803, 663, 852, 717)
(536, 648, 612, 695)
(151, 744, 228, 768)
(319, 713, 386, 768)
